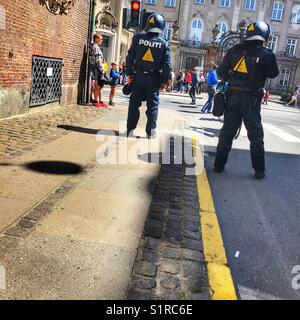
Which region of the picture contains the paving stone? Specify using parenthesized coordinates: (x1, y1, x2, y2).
(142, 248, 159, 263)
(146, 218, 164, 229)
(144, 225, 163, 238)
(4, 225, 33, 238)
(131, 275, 157, 290)
(149, 212, 166, 222)
(188, 291, 211, 300)
(164, 228, 183, 242)
(182, 238, 203, 251)
(183, 222, 200, 233)
(17, 219, 36, 229)
(183, 260, 206, 278)
(25, 204, 52, 221)
(155, 288, 181, 300)
(182, 249, 203, 262)
(160, 274, 181, 289)
(160, 259, 181, 275)
(183, 231, 201, 241)
(161, 247, 182, 260)
(185, 277, 208, 293)
(126, 288, 154, 300)
(144, 237, 160, 251)
(167, 214, 183, 223)
(135, 262, 157, 277)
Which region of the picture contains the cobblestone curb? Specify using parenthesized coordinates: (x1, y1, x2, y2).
(126, 139, 211, 300)
(0, 104, 108, 160)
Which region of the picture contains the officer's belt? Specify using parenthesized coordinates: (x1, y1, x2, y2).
(229, 86, 256, 94)
(135, 70, 159, 75)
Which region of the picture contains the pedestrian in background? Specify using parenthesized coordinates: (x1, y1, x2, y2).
(197, 71, 205, 95)
(263, 89, 270, 105)
(109, 62, 120, 106)
(189, 68, 198, 105)
(201, 64, 218, 113)
(185, 70, 192, 93)
(287, 87, 299, 107)
(90, 34, 107, 108)
(177, 70, 184, 93)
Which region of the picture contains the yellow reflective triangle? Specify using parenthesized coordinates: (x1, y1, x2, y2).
(142, 48, 154, 62)
(149, 17, 155, 24)
(248, 24, 255, 31)
(233, 57, 248, 74)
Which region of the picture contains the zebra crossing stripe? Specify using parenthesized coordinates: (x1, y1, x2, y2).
(264, 123, 300, 143)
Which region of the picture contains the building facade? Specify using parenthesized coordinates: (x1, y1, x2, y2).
(141, 0, 300, 93)
(0, 0, 135, 119)
(0, 0, 93, 119)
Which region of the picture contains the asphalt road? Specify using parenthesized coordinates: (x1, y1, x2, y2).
(159, 92, 300, 300)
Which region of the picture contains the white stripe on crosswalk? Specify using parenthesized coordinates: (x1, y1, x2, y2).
(264, 123, 300, 143)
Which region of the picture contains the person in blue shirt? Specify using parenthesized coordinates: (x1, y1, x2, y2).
(109, 62, 120, 106)
(201, 64, 218, 113)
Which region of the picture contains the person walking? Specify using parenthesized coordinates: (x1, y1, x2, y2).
(185, 70, 192, 93)
(108, 62, 120, 106)
(201, 65, 218, 113)
(214, 21, 279, 179)
(125, 13, 171, 138)
(189, 68, 198, 105)
(287, 87, 299, 107)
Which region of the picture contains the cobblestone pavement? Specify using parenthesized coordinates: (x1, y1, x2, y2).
(0, 105, 108, 161)
(126, 139, 211, 300)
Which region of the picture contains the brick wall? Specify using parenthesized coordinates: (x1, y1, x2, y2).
(0, 0, 91, 116)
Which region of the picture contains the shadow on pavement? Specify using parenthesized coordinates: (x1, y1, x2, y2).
(57, 125, 122, 137)
(24, 161, 84, 175)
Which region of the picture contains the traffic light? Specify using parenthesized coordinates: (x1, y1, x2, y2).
(130, 0, 141, 29)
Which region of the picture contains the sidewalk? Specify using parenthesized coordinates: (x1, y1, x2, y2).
(0, 100, 211, 299)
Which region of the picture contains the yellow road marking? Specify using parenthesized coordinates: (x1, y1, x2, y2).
(192, 133, 237, 300)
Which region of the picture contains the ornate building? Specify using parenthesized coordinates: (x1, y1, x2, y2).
(141, 0, 300, 94)
(94, 0, 135, 66)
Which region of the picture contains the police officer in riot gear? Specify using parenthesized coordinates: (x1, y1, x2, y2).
(126, 13, 172, 138)
(214, 21, 279, 179)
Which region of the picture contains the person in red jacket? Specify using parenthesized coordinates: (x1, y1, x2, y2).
(185, 71, 192, 93)
(262, 89, 270, 105)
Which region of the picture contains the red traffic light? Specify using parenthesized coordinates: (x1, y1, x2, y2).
(132, 1, 140, 10)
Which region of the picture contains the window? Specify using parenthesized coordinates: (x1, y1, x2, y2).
(163, 22, 172, 41)
(278, 68, 290, 87)
(271, 2, 284, 21)
(195, 0, 205, 4)
(220, 0, 230, 7)
(291, 5, 300, 24)
(286, 38, 297, 56)
(190, 19, 203, 42)
(216, 22, 228, 41)
(268, 36, 278, 53)
(165, 0, 176, 7)
(245, 0, 255, 10)
(146, 0, 156, 4)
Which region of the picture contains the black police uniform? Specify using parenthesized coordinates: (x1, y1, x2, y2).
(126, 32, 171, 136)
(214, 40, 279, 173)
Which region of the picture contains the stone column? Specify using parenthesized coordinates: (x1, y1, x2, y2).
(115, 0, 125, 64)
(231, 0, 241, 31)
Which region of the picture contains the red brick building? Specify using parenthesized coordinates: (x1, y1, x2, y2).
(0, 0, 92, 119)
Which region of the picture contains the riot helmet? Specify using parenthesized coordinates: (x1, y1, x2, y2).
(245, 21, 271, 42)
(145, 13, 166, 34)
